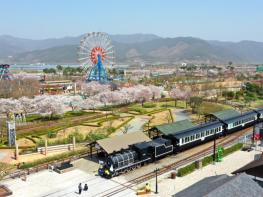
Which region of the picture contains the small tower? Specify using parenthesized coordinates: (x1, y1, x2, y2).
(0, 64, 13, 80)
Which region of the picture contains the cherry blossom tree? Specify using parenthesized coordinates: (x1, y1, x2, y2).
(37, 96, 65, 118)
(170, 88, 192, 108)
(67, 96, 84, 111)
(134, 85, 152, 106)
(81, 81, 110, 97)
(0, 98, 23, 118)
(19, 97, 36, 115)
(149, 85, 164, 100)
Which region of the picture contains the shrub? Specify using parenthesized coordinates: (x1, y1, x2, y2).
(36, 139, 45, 146)
(24, 136, 37, 144)
(224, 143, 243, 156)
(178, 143, 243, 177)
(67, 131, 85, 143)
(202, 155, 213, 167)
(47, 138, 70, 146)
(19, 147, 37, 155)
(131, 107, 147, 114)
(0, 162, 15, 180)
(143, 103, 157, 108)
(47, 131, 57, 138)
(86, 132, 107, 141)
(177, 163, 196, 177)
(106, 127, 116, 135)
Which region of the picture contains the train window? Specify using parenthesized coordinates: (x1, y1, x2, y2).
(206, 130, 209, 136)
(181, 138, 185, 144)
(196, 133, 200, 139)
(191, 135, 195, 141)
(201, 132, 204, 137)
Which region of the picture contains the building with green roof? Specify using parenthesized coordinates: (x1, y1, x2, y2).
(150, 119, 195, 137)
(206, 109, 240, 122)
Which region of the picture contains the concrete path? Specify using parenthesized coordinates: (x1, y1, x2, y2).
(113, 115, 149, 136)
(2, 169, 136, 197)
(172, 109, 189, 122)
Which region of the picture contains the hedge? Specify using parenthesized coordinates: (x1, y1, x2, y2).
(25, 136, 37, 144)
(202, 155, 213, 167)
(146, 108, 168, 115)
(224, 143, 243, 156)
(177, 163, 196, 177)
(177, 143, 243, 177)
(18, 148, 88, 169)
(143, 103, 157, 108)
(17, 113, 106, 138)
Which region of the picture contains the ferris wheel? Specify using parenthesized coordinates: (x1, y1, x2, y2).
(78, 32, 115, 82)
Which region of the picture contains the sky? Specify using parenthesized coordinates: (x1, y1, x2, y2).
(1, 0, 263, 41)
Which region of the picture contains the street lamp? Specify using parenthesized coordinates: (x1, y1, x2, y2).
(154, 168, 160, 194)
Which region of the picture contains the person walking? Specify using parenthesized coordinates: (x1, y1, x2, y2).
(78, 183, 82, 195)
(84, 184, 88, 191)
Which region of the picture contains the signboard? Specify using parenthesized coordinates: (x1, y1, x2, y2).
(256, 66, 263, 72)
(6, 121, 16, 147)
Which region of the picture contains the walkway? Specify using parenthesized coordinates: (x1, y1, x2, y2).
(113, 115, 149, 136)
(172, 109, 189, 122)
(2, 169, 136, 197)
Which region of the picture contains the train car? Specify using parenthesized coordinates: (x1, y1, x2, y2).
(223, 111, 258, 134)
(254, 108, 263, 122)
(132, 137, 173, 161)
(98, 108, 263, 178)
(99, 137, 173, 178)
(166, 120, 224, 152)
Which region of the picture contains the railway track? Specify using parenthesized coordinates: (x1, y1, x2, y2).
(95, 126, 253, 197)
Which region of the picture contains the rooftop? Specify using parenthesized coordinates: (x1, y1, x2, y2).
(174, 173, 263, 197)
(233, 153, 263, 178)
(96, 131, 151, 154)
(153, 119, 195, 135)
(210, 109, 240, 121)
(173, 120, 223, 139)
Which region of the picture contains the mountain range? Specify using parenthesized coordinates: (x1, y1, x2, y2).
(1, 34, 263, 64)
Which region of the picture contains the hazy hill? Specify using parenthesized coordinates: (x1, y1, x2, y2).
(1, 34, 263, 64)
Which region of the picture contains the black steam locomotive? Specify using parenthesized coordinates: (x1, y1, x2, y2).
(98, 108, 263, 178)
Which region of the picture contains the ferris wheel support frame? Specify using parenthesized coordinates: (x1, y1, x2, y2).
(87, 54, 108, 82)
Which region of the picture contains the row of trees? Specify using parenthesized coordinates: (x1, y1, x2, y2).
(0, 83, 165, 119)
(43, 66, 83, 76)
(0, 78, 40, 99)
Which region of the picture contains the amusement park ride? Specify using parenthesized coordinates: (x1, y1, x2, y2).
(78, 32, 115, 83)
(0, 64, 13, 80)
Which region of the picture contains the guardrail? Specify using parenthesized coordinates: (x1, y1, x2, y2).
(37, 144, 74, 154)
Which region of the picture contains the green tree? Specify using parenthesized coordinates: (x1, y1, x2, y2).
(56, 65, 63, 71)
(189, 96, 203, 113)
(43, 68, 56, 74)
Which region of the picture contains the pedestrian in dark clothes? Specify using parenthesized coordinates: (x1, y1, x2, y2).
(78, 183, 82, 194)
(84, 184, 88, 191)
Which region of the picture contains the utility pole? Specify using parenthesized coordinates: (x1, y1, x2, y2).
(252, 124, 255, 146)
(213, 131, 217, 163)
(154, 168, 160, 194)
